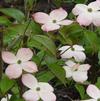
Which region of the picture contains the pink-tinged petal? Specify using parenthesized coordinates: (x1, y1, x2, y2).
(72, 4, 87, 15)
(88, 1, 100, 11)
(78, 64, 91, 71)
(65, 60, 76, 67)
(39, 91, 56, 101)
(58, 20, 73, 25)
(77, 13, 93, 26)
(5, 64, 22, 79)
(73, 45, 85, 51)
(73, 51, 86, 62)
(16, 48, 33, 62)
(22, 74, 38, 89)
(73, 71, 88, 83)
(41, 23, 60, 32)
(33, 12, 50, 24)
(86, 84, 100, 100)
(23, 90, 39, 101)
(93, 12, 100, 27)
(50, 8, 68, 21)
(38, 82, 54, 92)
(63, 66, 72, 78)
(2, 51, 17, 64)
(21, 61, 38, 73)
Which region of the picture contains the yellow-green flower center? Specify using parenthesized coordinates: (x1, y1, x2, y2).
(52, 20, 57, 23)
(17, 60, 22, 64)
(36, 87, 41, 91)
(88, 8, 93, 12)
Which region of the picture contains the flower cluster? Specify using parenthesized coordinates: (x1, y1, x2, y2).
(59, 45, 91, 83)
(2, 48, 56, 101)
(32, 0, 100, 32)
(1, 0, 100, 101)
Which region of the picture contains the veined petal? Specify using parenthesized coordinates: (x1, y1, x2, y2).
(86, 84, 100, 100)
(73, 51, 86, 62)
(22, 74, 38, 89)
(73, 45, 85, 51)
(5, 64, 22, 79)
(58, 20, 73, 25)
(63, 66, 72, 78)
(38, 82, 54, 92)
(41, 23, 60, 32)
(78, 64, 91, 71)
(21, 61, 38, 73)
(2, 51, 17, 64)
(50, 8, 68, 21)
(23, 90, 39, 101)
(33, 12, 50, 24)
(39, 91, 56, 101)
(16, 48, 33, 62)
(77, 13, 93, 26)
(73, 71, 88, 83)
(72, 4, 87, 15)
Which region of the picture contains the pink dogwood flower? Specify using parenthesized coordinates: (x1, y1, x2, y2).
(63, 60, 90, 83)
(59, 45, 86, 62)
(82, 84, 100, 101)
(22, 74, 56, 101)
(72, 1, 100, 26)
(2, 48, 38, 79)
(33, 8, 73, 32)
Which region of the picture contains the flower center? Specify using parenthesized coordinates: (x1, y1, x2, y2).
(36, 87, 41, 91)
(71, 47, 75, 51)
(52, 20, 57, 23)
(87, 8, 93, 12)
(17, 60, 22, 64)
(72, 64, 80, 71)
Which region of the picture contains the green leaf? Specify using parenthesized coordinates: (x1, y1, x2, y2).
(75, 84, 87, 99)
(74, 0, 87, 3)
(37, 71, 55, 82)
(98, 51, 100, 65)
(0, 8, 25, 22)
(28, 35, 56, 56)
(0, 16, 11, 26)
(4, 24, 28, 45)
(95, 77, 100, 89)
(10, 95, 24, 101)
(59, 23, 83, 44)
(46, 60, 66, 85)
(82, 30, 100, 54)
(32, 51, 45, 65)
(0, 75, 15, 94)
(30, 21, 43, 35)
